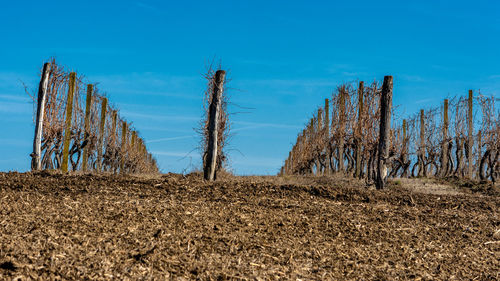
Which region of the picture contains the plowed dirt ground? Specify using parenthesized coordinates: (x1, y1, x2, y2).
(0, 171, 499, 280)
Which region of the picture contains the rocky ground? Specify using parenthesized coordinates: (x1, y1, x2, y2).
(0, 171, 498, 280)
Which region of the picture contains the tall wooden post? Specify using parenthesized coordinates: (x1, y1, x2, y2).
(96, 97, 107, 172)
(82, 84, 93, 172)
(338, 86, 346, 174)
(477, 130, 481, 179)
(324, 99, 330, 175)
(316, 108, 323, 175)
(131, 131, 137, 170)
(309, 118, 314, 174)
(110, 111, 118, 173)
(204, 70, 225, 181)
(441, 99, 449, 177)
(376, 76, 393, 189)
(61, 72, 76, 172)
(418, 109, 425, 177)
(120, 121, 127, 174)
(31, 62, 51, 171)
(401, 119, 408, 177)
(355, 81, 364, 178)
(467, 90, 474, 178)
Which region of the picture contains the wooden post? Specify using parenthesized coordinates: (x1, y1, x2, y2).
(61, 72, 76, 172)
(110, 111, 118, 173)
(324, 99, 330, 175)
(477, 130, 481, 179)
(111, 111, 117, 143)
(96, 97, 108, 172)
(355, 81, 364, 178)
(338, 86, 346, 174)
(287, 151, 292, 174)
(309, 118, 314, 174)
(376, 76, 393, 189)
(131, 131, 137, 170)
(401, 119, 408, 177)
(316, 108, 323, 175)
(31, 62, 51, 171)
(204, 70, 225, 181)
(441, 99, 449, 177)
(467, 90, 473, 178)
(82, 84, 93, 172)
(418, 109, 425, 177)
(120, 121, 127, 174)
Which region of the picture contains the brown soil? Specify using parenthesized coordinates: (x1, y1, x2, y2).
(0, 171, 498, 280)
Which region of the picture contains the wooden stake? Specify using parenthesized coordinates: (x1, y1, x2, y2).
(402, 119, 408, 177)
(120, 121, 127, 173)
(61, 72, 76, 172)
(324, 98, 330, 175)
(376, 76, 393, 189)
(467, 90, 473, 178)
(418, 109, 425, 177)
(204, 70, 225, 181)
(316, 108, 323, 175)
(338, 86, 346, 174)
(96, 97, 107, 172)
(477, 130, 481, 179)
(31, 62, 51, 171)
(441, 99, 449, 177)
(355, 81, 364, 178)
(82, 84, 93, 172)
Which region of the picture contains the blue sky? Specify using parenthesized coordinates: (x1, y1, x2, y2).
(0, 0, 499, 174)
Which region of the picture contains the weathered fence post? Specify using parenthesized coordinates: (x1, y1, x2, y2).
(418, 109, 425, 177)
(96, 97, 108, 172)
(401, 119, 408, 177)
(376, 76, 393, 189)
(82, 84, 93, 172)
(31, 62, 51, 171)
(316, 108, 323, 175)
(467, 90, 473, 178)
(477, 130, 481, 179)
(441, 99, 449, 177)
(324, 98, 330, 175)
(204, 70, 226, 181)
(338, 86, 346, 174)
(309, 118, 314, 174)
(61, 72, 76, 172)
(120, 121, 127, 173)
(111, 110, 118, 173)
(355, 81, 364, 178)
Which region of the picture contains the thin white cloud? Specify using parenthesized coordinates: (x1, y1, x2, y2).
(233, 120, 302, 130)
(414, 98, 434, 104)
(120, 111, 198, 122)
(0, 101, 32, 114)
(400, 74, 425, 82)
(146, 135, 195, 143)
(151, 150, 197, 158)
(0, 94, 32, 102)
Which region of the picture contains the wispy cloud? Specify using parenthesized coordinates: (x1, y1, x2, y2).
(146, 135, 195, 143)
(151, 150, 197, 158)
(414, 98, 434, 104)
(0, 94, 32, 102)
(400, 74, 425, 82)
(120, 111, 198, 122)
(0, 101, 32, 114)
(89, 73, 201, 100)
(232, 120, 302, 132)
